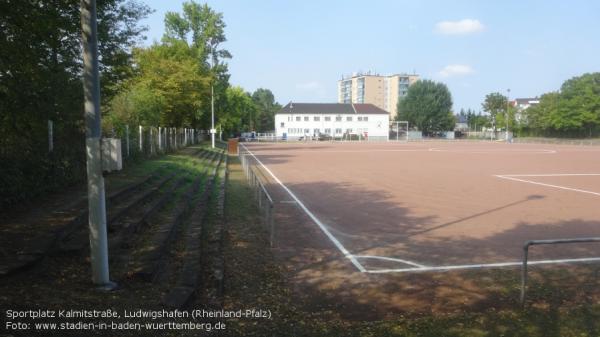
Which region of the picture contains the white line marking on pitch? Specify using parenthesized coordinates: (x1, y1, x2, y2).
(495, 175, 600, 197)
(500, 173, 600, 177)
(429, 148, 556, 154)
(249, 149, 424, 154)
(366, 257, 600, 273)
(240, 144, 367, 272)
(354, 255, 426, 268)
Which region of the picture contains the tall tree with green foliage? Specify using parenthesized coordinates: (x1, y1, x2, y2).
(521, 73, 600, 137)
(252, 88, 281, 132)
(221, 86, 256, 134)
(163, 1, 232, 130)
(108, 40, 210, 129)
(481, 92, 508, 132)
(396, 80, 455, 134)
(0, 0, 151, 207)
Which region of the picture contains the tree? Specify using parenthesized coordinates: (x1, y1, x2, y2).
(467, 112, 491, 131)
(396, 80, 454, 134)
(481, 92, 508, 132)
(520, 73, 600, 137)
(0, 0, 151, 207)
(495, 104, 517, 131)
(163, 1, 232, 131)
(221, 86, 256, 134)
(108, 41, 210, 128)
(252, 88, 281, 132)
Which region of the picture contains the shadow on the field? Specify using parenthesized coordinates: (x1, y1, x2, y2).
(240, 152, 295, 167)
(408, 194, 545, 237)
(266, 179, 600, 325)
(285, 219, 600, 326)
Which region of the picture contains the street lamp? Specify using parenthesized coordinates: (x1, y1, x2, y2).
(506, 88, 510, 143)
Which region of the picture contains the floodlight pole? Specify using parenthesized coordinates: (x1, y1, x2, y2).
(81, 0, 113, 289)
(211, 84, 215, 148)
(506, 88, 510, 143)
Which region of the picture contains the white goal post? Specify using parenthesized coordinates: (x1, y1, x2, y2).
(392, 121, 409, 141)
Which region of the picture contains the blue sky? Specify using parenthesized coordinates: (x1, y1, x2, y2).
(140, 0, 600, 112)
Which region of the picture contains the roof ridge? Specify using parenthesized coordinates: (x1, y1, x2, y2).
(350, 103, 357, 114)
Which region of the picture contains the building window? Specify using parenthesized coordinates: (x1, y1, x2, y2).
(288, 116, 292, 122)
(363, 116, 368, 122)
(296, 116, 301, 121)
(280, 122, 285, 127)
(346, 128, 353, 133)
(346, 116, 352, 122)
(335, 128, 342, 134)
(313, 128, 319, 135)
(324, 116, 331, 121)
(304, 116, 309, 121)
(324, 128, 331, 134)
(304, 128, 309, 134)
(335, 116, 342, 122)
(357, 116, 363, 121)
(314, 116, 320, 121)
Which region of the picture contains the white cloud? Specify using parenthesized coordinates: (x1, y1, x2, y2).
(435, 19, 484, 35)
(439, 64, 474, 77)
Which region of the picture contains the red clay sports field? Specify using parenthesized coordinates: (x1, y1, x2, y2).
(240, 141, 600, 274)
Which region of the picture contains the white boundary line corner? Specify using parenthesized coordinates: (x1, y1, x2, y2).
(240, 143, 367, 272)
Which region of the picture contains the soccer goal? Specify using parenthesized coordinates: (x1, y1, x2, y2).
(391, 121, 409, 141)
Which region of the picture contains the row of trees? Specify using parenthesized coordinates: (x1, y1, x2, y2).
(1, 1, 280, 207)
(106, 1, 280, 138)
(478, 73, 600, 137)
(396, 73, 600, 138)
(0, 0, 152, 207)
(523, 73, 600, 137)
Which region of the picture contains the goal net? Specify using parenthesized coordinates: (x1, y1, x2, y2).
(391, 121, 408, 141)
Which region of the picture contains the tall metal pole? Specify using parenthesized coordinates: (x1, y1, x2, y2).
(211, 85, 215, 148)
(81, 0, 113, 288)
(506, 88, 510, 142)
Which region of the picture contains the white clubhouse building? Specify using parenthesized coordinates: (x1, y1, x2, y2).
(274, 103, 390, 141)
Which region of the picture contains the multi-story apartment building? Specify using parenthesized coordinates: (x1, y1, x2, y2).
(337, 72, 419, 120)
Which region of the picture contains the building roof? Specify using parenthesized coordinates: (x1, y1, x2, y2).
(276, 103, 388, 115)
(514, 98, 540, 104)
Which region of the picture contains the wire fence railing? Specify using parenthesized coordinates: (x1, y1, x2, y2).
(239, 148, 275, 247)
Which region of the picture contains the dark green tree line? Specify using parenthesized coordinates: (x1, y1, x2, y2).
(0, 0, 151, 208)
(522, 73, 600, 137)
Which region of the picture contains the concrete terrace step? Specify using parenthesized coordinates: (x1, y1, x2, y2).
(131, 176, 204, 281)
(0, 172, 161, 276)
(57, 173, 177, 253)
(110, 176, 187, 252)
(162, 153, 225, 307)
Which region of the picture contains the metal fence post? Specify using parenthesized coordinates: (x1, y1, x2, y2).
(520, 243, 530, 305)
(139, 125, 143, 153)
(270, 203, 275, 247)
(125, 125, 130, 157)
(150, 127, 154, 155)
(48, 120, 53, 152)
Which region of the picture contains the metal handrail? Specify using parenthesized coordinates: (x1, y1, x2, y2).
(521, 237, 600, 304)
(240, 151, 276, 247)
